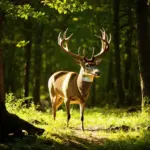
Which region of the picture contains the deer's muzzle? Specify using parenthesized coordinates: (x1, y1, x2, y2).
(93, 70, 101, 77)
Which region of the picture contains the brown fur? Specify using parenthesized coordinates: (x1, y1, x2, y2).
(48, 69, 93, 130)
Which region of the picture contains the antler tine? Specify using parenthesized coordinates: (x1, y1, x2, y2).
(108, 33, 111, 43)
(101, 29, 106, 39)
(58, 31, 62, 45)
(100, 28, 104, 34)
(63, 28, 73, 41)
(78, 47, 81, 55)
(94, 28, 111, 60)
(101, 27, 105, 31)
(106, 33, 108, 42)
(95, 28, 105, 39)
(83, 49, 86, 57)
(95, 34, 101, 39)
(63, 28, 68, 38)
(66, 33, 73, 40)
(92, 47, 95, 57)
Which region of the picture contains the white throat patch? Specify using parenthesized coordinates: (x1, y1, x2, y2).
(82, 74, 94, 82)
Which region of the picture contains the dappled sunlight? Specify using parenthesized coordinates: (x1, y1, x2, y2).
(0, 0, 149, 149)
(4, 101, 150, 149)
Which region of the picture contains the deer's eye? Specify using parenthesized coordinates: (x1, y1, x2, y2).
(85, 64, 90, 67)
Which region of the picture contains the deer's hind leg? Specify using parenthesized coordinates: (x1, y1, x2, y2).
(51, 96, 64, 120)
(56, 97, 63, 110)
(64, 98, 71, 127)
(80, 103, 85, 131)
(51, 96, 57, 120)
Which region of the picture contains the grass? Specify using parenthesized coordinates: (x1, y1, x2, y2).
(1, 99, 150, 150)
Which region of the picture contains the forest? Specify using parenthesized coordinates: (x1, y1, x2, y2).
(0, 0, 150, 149)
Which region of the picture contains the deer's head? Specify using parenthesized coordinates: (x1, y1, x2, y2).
(58, 28, 111, 78)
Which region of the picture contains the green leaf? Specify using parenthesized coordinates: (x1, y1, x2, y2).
(64, 10, 67, 14)
(73, 3, 76, 8)
(16, 40, 30, 48)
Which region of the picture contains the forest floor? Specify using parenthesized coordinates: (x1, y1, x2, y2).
(1, 98, 150, 150)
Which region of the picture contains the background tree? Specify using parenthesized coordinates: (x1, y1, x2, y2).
(24, 20, 33, 97)
(113, 0, 125, 107)
(136, 0, 150, 110)
(0, 11, 5, 105)
(33, 23, 44, 106)
(0, 10, 5, 141)
(0, 0, 44, 142)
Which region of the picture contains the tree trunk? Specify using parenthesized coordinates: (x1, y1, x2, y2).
(0, 10, 5, 142)
(124, 2, 133, 106)
(0, 12, 5, 104)
(0, 50, 5, 103)
(113, 0, 125, 107)
(33, 24, 43, 106)
(106, 52, 114, 92)
(91, 80, 96, 106)
(105, 50, 115, 105)
(0, 13, 44, 142)
(4, 43, 16, 93)
(136, 0, 150, 110)
(24, 21, 32, 97)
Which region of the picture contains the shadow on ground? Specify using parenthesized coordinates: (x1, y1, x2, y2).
(1, 129, 150, 150)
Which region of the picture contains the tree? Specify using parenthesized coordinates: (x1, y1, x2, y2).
(113, 0, 125, 107)
(0, 11, 5, 141)
(122, 0, 134, 105)
(24, 20, 33, 97)
(0, 1, 44, 142)
(33, 23, 44, 105)
(1, 0, 147, 109)
(136, 0, 150, 110)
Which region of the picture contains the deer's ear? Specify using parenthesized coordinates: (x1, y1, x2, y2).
(74, 59, 85, 66)
(95, 59, 102, 65)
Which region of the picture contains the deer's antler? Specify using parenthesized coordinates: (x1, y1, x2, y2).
(93, 29, 111, 60)
(58, 28, 83, 60)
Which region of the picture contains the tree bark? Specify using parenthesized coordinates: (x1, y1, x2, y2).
(33, 24, 43, 106)
(124, 1, 133, 106)
(0, 11, 5, 104)
(0, 49, 5, 103)
(91, 80, 96, 106)
(24, 21, 32, 97)
(1, 110, 44, 142)
(113, 0, 125, 107)
(136, 0, 150, 109)
(0, 12, 44, 143)
(106, 50, 114, 92)
(0, 10, 5, 142)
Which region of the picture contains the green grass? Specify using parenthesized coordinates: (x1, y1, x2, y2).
(1, 100, 150, 150)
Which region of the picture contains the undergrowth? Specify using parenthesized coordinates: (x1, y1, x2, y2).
(1, 93, 150, 150)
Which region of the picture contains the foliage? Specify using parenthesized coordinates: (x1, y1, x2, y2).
(5, 93, 33, 110)
(16, 40, 30, 47)
(141, 97, 150, 113)
(1, 0, 150, 149)
(0, 1, 46, 20)
(42, 0, 92, 14)
(0, 0, 147, 107)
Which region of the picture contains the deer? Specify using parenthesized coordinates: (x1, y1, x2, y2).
(48, 28, 111, 130)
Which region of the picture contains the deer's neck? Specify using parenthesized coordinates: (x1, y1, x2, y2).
(77, 67, 94, 100)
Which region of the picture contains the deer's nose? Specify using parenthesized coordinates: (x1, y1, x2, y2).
(94, 70, 101, 77)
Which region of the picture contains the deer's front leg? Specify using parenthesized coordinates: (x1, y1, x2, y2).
(64, 98, 71, 127)
(80, 103, 85, 131)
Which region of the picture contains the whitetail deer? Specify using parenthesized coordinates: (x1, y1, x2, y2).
(48, 28, 111, 130)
